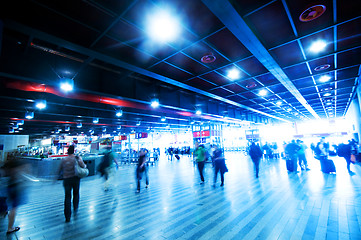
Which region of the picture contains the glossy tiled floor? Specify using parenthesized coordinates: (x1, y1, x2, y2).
(1, 152, 361, 240)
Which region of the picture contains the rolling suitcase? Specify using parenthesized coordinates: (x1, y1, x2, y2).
(286, 159, 297, 172)
(320, 159, 336, 173)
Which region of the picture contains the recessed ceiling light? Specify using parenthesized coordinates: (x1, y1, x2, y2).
(195, 109, 202, 115)
(319, 75, 331, 82)
(309, 40, 327, 53)
(116, 110, 123, 117)
(276, 101, 282, 106)
(35, 99, 47, 109)
(25, 111, 34, 119)
(161, 116, 166, 122)
(77, 123, 82, 128)
(150, 99, 159, 108)
(146, 9, 181, 42)
(60, 78, 74, 92)
(93, 118, 99, 124)
(323, 92, 332, 97)
(259, 89, 268, 96)
(227, 68, 241, 80)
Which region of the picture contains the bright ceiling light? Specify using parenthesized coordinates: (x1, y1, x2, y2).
(17, 120, 24, 125)
(309, 40, 327, 53)
(276, 101, 282, 106)
(117, 125, 122, 130)
(136, 121, 141, 126)
(319, 75, 331, 82)
(65, 126, 70, 131)
(258, 89, 268, 96)
(60, 78, 74, 92)
(146, 9, 181, 42)
(116, 110, 123, 117)
(195, 109, 202, 115)
(93, 118, 99, 124)
(35, 99, 47, 109)
(227, 68, 241, 80)
(151, 99, 159, 108)
(77, 122, 82, 128)
(161, 116, 166, 122)
(323, 92, 332, 97)
(25, 111, 34, 119)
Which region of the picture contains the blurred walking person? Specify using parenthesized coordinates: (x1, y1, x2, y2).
(296, 140, 310, 170)
(194, 142, 206, 184)
(212, 145, 227, 187)
(58, 145, 86, 222)
(249, 142, 263, 178)
(2, 158, 28, 234)
(136, 148, 149, 193)
(98, 146, 118, 191)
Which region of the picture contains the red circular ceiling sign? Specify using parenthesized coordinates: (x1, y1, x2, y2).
(201, 52, 216, 63)
(299, 5, 326, 22)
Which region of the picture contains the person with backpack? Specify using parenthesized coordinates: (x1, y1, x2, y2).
(296, 140, 310, 171)
(249, 142, 263, 178)
(98, 146, 118, 191)
(194, 142, 206, 184)
(212, 145, 227, 186)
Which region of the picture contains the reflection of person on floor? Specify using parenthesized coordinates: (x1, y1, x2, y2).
(136, 148, 149, 193)
(296, 140, 310, 170)
(58, 145, 86, 222)
(194, 142, 206, 184)
(3, 158, 28, 234)
(249, 142, 263, 178)
(212, 145, 227, 186)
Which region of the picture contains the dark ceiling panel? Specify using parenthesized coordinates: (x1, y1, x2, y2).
(308, 55, 335, 74)
(337, 0, 361, 22)
(235, 56, 268, 76)
(210, 88, 233, 97)
(226, 95, 244, 103)
(255, 73, 279, 85)
(149, 62, 193, 81)
(186, 77, 217, 90)
(337, 66, 359, 80)
(337, 87, 353, 95)
(223, 83, 247, 94)
(270, 41, 304, 67)
(182, 41, 230, 69)
(283, 63, 310, 80)
(337, 18, 361, 51)
(337, 79, 356, 88)
(267, 84, 288, 94)
(93, 36, 159, 68)
(240, 91, 258, 99)
(108, 20, 144, 43)
(286, 0, 333, 36)
(166, 53, 210, 75)
(91, 0, 136, 15)
(201, 72, 230, 86)
(299, 87, 317, 95)
(292, 77, 314, 89)
(244, 0, 295, 49)
(206, 28, 252, 61)
(337, 47, 361, 69)
(230, 0, 273, 17)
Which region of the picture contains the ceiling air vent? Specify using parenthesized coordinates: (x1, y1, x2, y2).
(314, 64, 330, 71)
(201, 52, 216, 63)
(246, 82, 257, 89)
(299, 5, 326, 22)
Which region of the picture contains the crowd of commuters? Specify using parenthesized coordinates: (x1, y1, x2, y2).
(0, 137, 360, 234)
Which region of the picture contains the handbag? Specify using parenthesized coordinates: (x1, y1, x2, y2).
(74, 156, 89, 178)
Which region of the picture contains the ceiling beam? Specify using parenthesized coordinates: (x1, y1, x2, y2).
(202, 0, 320, 120)
(4, 20, 289, 122)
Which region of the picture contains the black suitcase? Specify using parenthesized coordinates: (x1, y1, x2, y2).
(286, 160, 297, 172)
(320, 159, 336, 173)
(175, 155, 180, 160)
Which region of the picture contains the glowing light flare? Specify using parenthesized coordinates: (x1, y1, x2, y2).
(151, 99, 160, 108)
(116, 110, 123, 117)
(35, 99, 47, 109)
(309, 40, 327, 53)
(319, 75, 331, 82)
(60, 78, 74, 92)
(258, 89, 268, 96)
(195, 110, 202, 115)
(227, 68, 241, 80)
(146, 9, 181, 42)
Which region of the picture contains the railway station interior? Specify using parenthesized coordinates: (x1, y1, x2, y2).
(0, 0, 361, 239)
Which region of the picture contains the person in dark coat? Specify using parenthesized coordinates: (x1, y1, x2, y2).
(212, 145, 227, 187)
(249, 142, 263, 178)
(136, 148, 149, 193)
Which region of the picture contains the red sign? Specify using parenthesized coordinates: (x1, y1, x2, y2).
(121, 135, 127, 140)
(201, 130, 210, 137)
(193, 131, 201, 138)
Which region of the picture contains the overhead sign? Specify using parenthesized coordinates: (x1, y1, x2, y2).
(135, 132, 148, 139)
